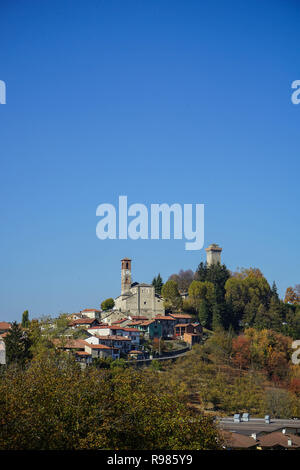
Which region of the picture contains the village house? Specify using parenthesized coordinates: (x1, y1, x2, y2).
(85, 334, 129, 355)
(66, 313, 84, 321)
(169, 313, 193, 324)
(80, 308, 102, 320)
(74, 351, 93, 366)
(222, 429, 300, 450)
(128, 350, 145, 360)
(137, 319, 162, 339)
(0, 322, 11, 335)
(183, 332, 202, 347)
(153, 315, 177, 338)
(174, 322, 202, 338)
(52, 338, 93, 366)
(52, 338, 87, 352)
(68, 318, 100, 329)
(83, 342, 120, 360)
(88, 324, 141, 347)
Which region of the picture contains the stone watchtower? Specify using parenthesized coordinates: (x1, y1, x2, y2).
(205, 244, 222, 266)
(121, 257, 132, 294)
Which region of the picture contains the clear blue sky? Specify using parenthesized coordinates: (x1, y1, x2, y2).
(1, 0, 300, 322)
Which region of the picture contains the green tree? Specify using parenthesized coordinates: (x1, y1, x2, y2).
(152, 273, 164, 295)
(4, 321, 32, 367)
(101, 298, 115, 311)
(264, 389, 295, 419)
(161, 280, 183, 312)
(0, 352, 221, 450)
(197, 299, 211, 328)
(21, 310, 29, 328)
(271, 281, 280, 303)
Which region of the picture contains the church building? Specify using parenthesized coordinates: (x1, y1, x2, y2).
(114, 258, 165, 318)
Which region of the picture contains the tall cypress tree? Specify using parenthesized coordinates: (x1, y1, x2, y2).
(4, 321, 32, 366)
(152, 273, 164, 295)
(21, 310, 29, 328)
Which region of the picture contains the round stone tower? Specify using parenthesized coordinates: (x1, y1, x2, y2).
(205, 244, 222, 266)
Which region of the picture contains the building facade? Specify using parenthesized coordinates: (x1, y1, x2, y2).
(114, 258, 165, 318)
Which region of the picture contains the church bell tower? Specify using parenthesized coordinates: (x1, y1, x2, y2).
(121, 257, 132, 294)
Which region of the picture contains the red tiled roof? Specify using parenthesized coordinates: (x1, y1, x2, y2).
(0, 322, 11, 330)
(170, 314, 193, 319)
(93, 335, 131, 342)
(130, 316, 149, 320)
(175, 323, 190, 328)
(81, 308, 102, 313)
(52, 339, 86, 349)
(111, 318, 127, 324)
(88, 324, 109, 329)
(122, 327, 140, 333)
(128, 350, 143, 354)
(84, 342, 114, 350)
(69, 318, 99, 326)
(154, 315, 176, 321)
(140, 320, 155, 326)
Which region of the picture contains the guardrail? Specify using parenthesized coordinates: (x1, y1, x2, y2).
(126, 346, 190, 367)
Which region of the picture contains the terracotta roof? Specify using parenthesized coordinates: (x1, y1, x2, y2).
(130, 316, 149, 320)
(258, 432, 300, 448)
(128, 350, 143, 354)
(0, 322, 11, 330)
(222, 432, 257, 449)
(76, 351, 91, 356)
(93, 335, 131, 341)
(81, 308, 102, 313)
(175, 323, 190, 328)
(84, 342, 115, 350)
(111, 318, 127, 324)
(88, 324, 109, 329)
(170, 314, 193, 319)
(122, 327, 140, 333)
(154, 315, 176, 321)
(69, 318, 99, 326)
(140, 320, 156, 326)
(52, 339, 86, 349)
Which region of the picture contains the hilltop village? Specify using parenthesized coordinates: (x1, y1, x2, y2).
(2, 244, 300, 451)
(1, 245, 223, 367)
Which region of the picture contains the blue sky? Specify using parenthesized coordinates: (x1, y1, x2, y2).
(0, 0, 300, 321)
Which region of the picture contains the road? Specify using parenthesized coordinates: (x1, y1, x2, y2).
(218, 417, 300, 436)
